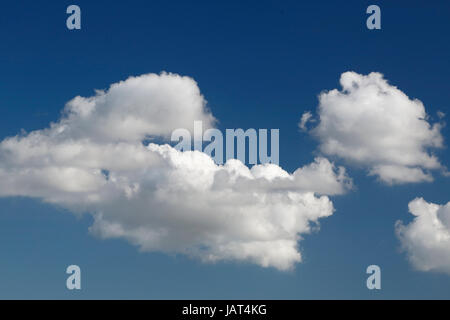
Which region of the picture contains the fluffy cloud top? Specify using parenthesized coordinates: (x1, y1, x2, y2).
(396, 198, 450, 274)
(302, 71, 444, 184)
(62, 72, 215, 142)
(0, 72, 351, 271)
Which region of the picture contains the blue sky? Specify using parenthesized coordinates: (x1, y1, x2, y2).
(0, 0, 450, 299)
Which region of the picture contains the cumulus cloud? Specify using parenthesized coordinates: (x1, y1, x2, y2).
(61, 72, 216, 142)
(302, 71, 445, 184)
(396, 198, 450, 274)
(0, 72, 351, 271)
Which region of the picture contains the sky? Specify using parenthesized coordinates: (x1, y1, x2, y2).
(0, 0, 449, 299)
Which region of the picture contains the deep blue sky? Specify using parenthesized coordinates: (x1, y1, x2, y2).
(0, 0, 449, 299)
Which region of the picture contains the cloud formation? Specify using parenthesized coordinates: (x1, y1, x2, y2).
(0, 72, 351, 270)
(396, 198, 450, 274)
(302, 71, 445, 184)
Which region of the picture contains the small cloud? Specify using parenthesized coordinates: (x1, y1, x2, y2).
(396, 198, 450, 275)
(299, 111, 313, 131)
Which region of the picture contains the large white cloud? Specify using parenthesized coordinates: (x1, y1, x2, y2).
(301, 72, 445, 184)
(0, 72, 351, 271)
(396, 198, 450, 274)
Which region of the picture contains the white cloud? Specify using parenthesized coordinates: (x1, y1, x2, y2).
(61, 72, 216, 142)
(302, 71, 445, 184)
(396, 198, 450, 274)
(0, 72, 351, 271)
(299, 111, 313, 131)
